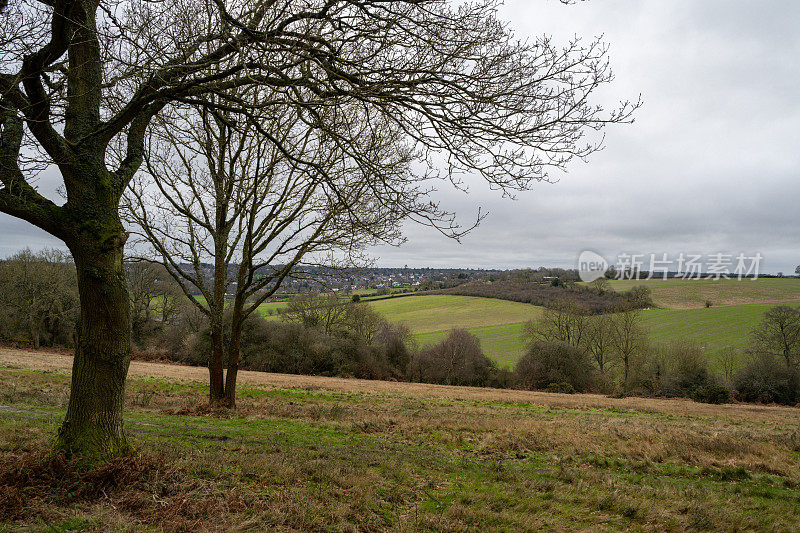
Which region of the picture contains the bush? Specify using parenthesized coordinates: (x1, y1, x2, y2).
(373, 322, 413, 377)
(638, 341, 730, 402)
(181, 313, 393, 380)
(734, 352, 799, 405)
(545, 382, 576, 394)
(408, 329, 498, 387)
(515, 341, 595, 393)
(692, 384, 731, 404)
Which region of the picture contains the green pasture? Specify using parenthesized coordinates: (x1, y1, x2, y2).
(368, 295, 541, 334)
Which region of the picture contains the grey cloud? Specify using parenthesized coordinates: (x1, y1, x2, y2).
(3, 1, 799, 273)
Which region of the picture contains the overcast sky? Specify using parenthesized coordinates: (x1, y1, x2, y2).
(2, 0, 799, 273)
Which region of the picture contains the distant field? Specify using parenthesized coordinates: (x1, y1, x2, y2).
(606, 277, 800, 309)
(220, 280, 800, 367)
(412, 322, 528, 368)
(368, 295, 541, 334)
(640, 302, 795, 357)
(257, 300, 287, 317)
(404, 301, 797, 368)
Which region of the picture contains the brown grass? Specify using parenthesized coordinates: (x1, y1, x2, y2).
(1, 347, 795, 424)
(2, 348, 800, 531)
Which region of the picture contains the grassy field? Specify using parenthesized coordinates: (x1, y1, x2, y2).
(606, 277, 800, 309)
(412, 323, 528, 368)
(368, 295, 541, 334)
(212, 280, 800, 367)
(407, 302, 797, 368)
(1, 349, 799, 531)
(373, 282, 800, 366)
(640, 302, 791, 355)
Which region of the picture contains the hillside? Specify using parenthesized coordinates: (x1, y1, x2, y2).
(404, 301, 800, 368)
(245, 282, 800, 367)
(367, 295, 540, 333)
(373, 281, 800, 366)
(606, 277, 800, 309)
(1, 349, 798, 531)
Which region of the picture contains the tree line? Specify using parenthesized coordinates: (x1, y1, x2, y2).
(517, 298, 800, 405)
(3, 249, 797, 405)
(437, 278, 654, 314)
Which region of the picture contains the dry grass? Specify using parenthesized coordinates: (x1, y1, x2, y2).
(1, 348, 795, 424)
(607, 278, 800, 310)
(1, 348, 800, 531)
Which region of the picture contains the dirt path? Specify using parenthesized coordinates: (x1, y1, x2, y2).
(1, 347, 797, 422)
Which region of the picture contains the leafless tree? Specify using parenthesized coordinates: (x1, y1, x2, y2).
(582, 314, 615, 373)
(751, 305, 800, 370)
(124, 94, 413, 405)
(0, 0, 638, 456)
(609, 307, 645, 385)
(524, 299, 590, 348)
(126, 261, 182, 345)
(0, 248, 78, 348)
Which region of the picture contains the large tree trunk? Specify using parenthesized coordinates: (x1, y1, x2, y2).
(209, 323, 226, 403)
(223, 316, 244, 408)
(208, 232, 229, 404)
(57, 234, 133, 458)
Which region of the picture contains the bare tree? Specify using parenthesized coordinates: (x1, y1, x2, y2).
(126, 261, 182, 346)
(284, 292, 349, 335)
(524, 299, 590, 348)
(609, 307, 645, 385)
(718, 347, 742, 383)
(0, 0, 637, 456)
(582, 314, 615, 373)
(124, 95, 413, 405)
(0, 248, 78, 348)
(751, 305, 800, 370)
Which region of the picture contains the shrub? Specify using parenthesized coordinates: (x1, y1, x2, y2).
(639, 341, 730, 402)
(545, 382, 576, 394)
(734, 352, 800, 405)
(515, 341, 595, 392)
(408, 329, 498, 387)
(373, 322, 413, 377)
(692, 384, 731, 404)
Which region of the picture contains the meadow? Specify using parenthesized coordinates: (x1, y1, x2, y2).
(1, 349, 799, 531)
(366, 279, 800, 367)
(223, 279, 800, 367)
(605, 277, 800, 309)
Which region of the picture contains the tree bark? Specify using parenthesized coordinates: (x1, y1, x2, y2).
(209, 324, 226, 403)
(57, 233, 133, 458)
(223, 316, 243, 408)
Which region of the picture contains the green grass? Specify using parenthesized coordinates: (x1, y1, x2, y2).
(200, 281, 800, 367)
(410, 301, 796, 368)
(412, 323, 528, 368)
(1, 365, 799, 531)
(368, 295, 541, 334)
(374, 283, 800, 367)
(640, 302, 795, 358)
